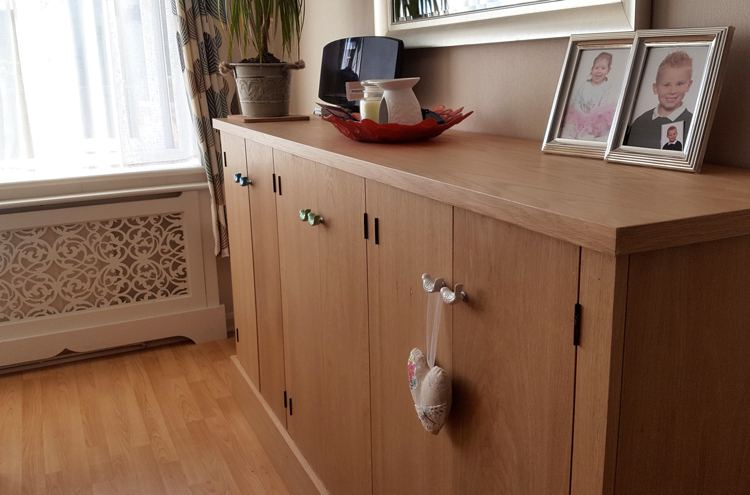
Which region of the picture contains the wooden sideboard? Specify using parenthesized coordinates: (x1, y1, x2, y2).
(214, 117, 750, 495)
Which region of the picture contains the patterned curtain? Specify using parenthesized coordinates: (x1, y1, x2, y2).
(171, 0, 240, 257)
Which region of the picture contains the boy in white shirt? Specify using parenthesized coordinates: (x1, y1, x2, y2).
(662, 125, 683, 151)
(625, 51, 694, 149)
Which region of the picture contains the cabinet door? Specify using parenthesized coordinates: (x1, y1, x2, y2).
(452, 208, 579, 495)
(274, 150, 371, 495)
(221, 133, 259, 385)
(246, 140, 286, 426)
(366, 181, 453, 495)
(274, 150, 324, 468)
(315, 162, 370, 495)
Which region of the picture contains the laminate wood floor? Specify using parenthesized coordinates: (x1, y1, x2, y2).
(0, 338, 291, 495)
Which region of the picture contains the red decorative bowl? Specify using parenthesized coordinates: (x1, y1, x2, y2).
(322, 109, 473, 143)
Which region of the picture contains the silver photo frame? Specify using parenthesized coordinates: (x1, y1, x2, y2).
(606, 27, 734, 173)
(543, 32, 635, 159)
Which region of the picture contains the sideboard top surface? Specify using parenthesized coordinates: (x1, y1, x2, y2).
(214, 117, 750, 255)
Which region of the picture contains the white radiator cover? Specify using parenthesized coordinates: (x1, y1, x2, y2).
(0, 189, 226, 367)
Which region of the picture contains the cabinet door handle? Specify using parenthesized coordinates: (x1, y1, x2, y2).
(233, 173, 252, 186)
(308, 213, 324, 226)
(440, 283, 467, 305)
(422, 274, 446, 293)
(300, 209, 324, 226)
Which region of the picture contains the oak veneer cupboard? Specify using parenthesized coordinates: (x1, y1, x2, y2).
(222, 133, 260, 384)
(245, 140, 287, 427)
(273, 149, 372, 495)
(451, 209, 579, 494)
(215, 117, 750, 495)
(221, 136, 372, 495)
(365, 181, 454, 495)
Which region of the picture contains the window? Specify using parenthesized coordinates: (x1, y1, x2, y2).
(0, 0, 197, 184)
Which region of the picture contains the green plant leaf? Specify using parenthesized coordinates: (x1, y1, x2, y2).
(217, 0, 304, 61)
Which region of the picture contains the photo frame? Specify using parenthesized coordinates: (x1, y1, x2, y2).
(606, 27, 734, 173)
(543, 32, 635, 159)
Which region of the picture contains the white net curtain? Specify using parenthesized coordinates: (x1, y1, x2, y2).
(0, 0, 197, 182)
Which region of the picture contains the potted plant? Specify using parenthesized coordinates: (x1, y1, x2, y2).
(218, 0, 305, 118)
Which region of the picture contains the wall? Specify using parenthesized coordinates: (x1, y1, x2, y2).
(289, 0, 375, 115)
(291, 0, 750, 169)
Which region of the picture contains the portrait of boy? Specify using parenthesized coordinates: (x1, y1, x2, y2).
(662, 124, 683, 151)
(624, 49, 703, 150)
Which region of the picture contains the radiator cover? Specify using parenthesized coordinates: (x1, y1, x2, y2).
(0, 190, 225, 367)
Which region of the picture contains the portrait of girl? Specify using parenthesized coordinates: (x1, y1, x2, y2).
(560, 48, 629, 142)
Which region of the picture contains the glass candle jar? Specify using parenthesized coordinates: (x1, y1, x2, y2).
(360, 81, 384, 123)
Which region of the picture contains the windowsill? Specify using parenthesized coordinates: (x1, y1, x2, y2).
(0, 160, 208, 208)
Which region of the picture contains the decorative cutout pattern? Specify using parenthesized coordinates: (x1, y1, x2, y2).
(0, 213, 190, 323)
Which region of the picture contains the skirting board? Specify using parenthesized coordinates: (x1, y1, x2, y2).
(0, 306, 226, 367)
(230, 356, 329, 495)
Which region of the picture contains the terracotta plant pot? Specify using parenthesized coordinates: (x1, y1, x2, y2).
(232, 63, 290, 117)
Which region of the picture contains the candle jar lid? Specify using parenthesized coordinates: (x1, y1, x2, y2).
(362, 80, 385, 99)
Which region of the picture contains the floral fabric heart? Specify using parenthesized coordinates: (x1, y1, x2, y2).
(408, 348, 452, 434)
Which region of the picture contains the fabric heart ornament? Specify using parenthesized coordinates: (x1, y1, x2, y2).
(408, 347, 451, 434)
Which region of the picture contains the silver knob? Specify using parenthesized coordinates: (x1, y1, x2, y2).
(440, 283, 467, 305)
(422, 273, 445, 293)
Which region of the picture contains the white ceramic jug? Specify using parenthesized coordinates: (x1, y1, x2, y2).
(374, 78, 422, 125)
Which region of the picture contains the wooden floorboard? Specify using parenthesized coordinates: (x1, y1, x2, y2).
(0, 338, 290, 495)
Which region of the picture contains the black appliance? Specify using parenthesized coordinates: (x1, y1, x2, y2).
(318, 36, 404, 110)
